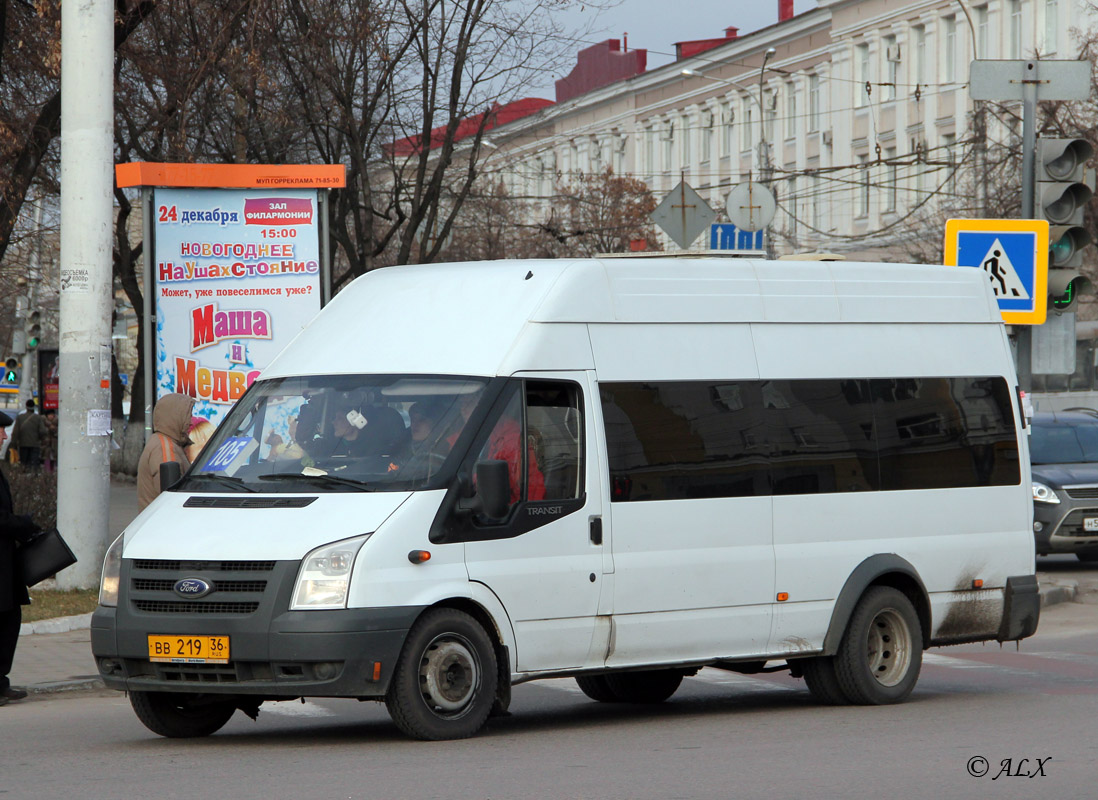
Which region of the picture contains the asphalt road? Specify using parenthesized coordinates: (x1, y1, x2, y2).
(5, 600, 1098, 800)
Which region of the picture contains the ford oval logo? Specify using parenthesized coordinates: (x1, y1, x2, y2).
(174, 578, 213, 599)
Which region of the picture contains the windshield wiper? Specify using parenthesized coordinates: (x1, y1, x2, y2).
(186, 474, 259, 493)
(257, 472, 376, 491)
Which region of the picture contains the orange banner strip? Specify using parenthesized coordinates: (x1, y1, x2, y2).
(116, 162, 346, 189)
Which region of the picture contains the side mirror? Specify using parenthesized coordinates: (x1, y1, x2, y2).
(160, 460, 183, 492)
(476, 460, 511, 520)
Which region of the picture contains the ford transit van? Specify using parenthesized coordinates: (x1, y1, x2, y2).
(92, 258, 1039, 740)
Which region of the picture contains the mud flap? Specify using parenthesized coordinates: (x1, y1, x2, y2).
(997, 575, 1040, 642)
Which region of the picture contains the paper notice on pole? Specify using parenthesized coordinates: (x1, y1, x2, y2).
(61, 264, 92, 294)
(87, 409, 112, 436)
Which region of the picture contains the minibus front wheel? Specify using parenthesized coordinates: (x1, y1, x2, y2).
(385, 607, 498, 740)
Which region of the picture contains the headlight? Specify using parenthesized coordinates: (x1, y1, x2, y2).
(1032, 481, 1060, 504)
(98, 533, 125, 607)
(291, 534, 371, 610)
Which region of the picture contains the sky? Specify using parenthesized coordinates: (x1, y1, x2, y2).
(529, 0, 821, 98)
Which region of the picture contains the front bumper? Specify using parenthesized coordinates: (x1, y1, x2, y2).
(1033, 486, 1098, 555)
(90, 558, 423, 698)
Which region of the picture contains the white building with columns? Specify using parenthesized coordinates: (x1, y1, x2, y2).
(476, 0, 1090, 257)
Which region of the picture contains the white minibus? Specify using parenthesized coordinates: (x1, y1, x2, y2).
(92, 258, 1039, 740)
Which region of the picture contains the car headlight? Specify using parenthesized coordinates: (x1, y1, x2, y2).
(98, 533, 125, 607)
(291, 534, 371, 610)
(1032, 481, 1060, 504)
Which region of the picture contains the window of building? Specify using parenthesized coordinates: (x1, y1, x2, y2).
(856, 43, 870, 107)
(600, 377, 1018, 501)
(808, 74, 820, 131)
(884, 147, 897, 212)
(944, 16, 957, 83)
(680, 113, 692, 167)
(913, 25, 926, 85)
(975, 5, 989, 58)
(720, 101, 733, 156)
(785, 84, 797, 139)
(858, 153, 870, 217)
(742, 104, 753, 152)
(942, 132, 957, 198)
(1045, 0, 1059, 54)
(763, 88, 776, 143)
(787, 177, 797, 236)
(701, 109, 713, 163)
(644, 126, 655, 176)
(662, 120, 673, 171)
(1010, 0, 1022, 57)
(883, 35, 898, 101)
(810, 174, 821, 229)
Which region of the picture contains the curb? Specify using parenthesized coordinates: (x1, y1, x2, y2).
(20, 612, 94, 636)
(26, 677, 106, 696)
(1039, 580, 1078, 607)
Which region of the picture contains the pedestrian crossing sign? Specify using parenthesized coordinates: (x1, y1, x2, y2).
(944, 219, 1049, 325)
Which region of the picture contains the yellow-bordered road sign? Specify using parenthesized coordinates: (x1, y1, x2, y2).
(944, 218, 1049, 324)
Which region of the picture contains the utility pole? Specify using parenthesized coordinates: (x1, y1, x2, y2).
(56, 0, 114, 589)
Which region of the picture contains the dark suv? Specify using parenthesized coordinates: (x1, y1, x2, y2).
(1031, 409, 1098, 562)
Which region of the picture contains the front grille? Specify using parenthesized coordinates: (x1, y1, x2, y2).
(134, 600, 260, 614)
(159, 663, 240, 683)
(133, 560, 276, 572)
(1064, 486, 1098, 499)
(132, 579, 267, 593)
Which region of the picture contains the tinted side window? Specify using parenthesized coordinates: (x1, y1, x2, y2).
(600, 382, 768, 501)
(766, 379, 878, 495)
(873, 377, 1019, 489)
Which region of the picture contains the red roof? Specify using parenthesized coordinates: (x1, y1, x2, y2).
(387, 98, 554, 157)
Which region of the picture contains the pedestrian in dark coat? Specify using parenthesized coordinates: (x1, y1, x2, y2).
(0, 409, 41, 705)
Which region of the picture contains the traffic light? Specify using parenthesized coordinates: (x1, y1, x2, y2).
(25, 310, 40, 350)
(1037, 137, 1095, 311)
(3, 357, 19, 385)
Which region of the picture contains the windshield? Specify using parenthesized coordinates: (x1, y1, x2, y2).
(184, 375, 488, 492)
(1030, 421, 1098, 465)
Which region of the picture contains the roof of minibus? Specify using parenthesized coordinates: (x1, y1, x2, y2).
(262, 258, 1002, 379)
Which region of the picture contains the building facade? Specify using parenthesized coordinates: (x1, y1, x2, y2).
(479, 0, 1090, 257)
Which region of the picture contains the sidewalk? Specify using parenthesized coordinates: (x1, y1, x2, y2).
(11, 476, 139, 697)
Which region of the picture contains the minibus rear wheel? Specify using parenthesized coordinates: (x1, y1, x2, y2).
(604, 669, 683, 703)
(801, 657, 849, 705)
(834, 586, 923, 704)
(129, 690, 237, 738)
(575, 674, 619, 702)
(385, 608, 498, 740)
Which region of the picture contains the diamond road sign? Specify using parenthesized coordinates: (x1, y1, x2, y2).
(944, 218, 1049, 325)
(650, 181, 717, 249)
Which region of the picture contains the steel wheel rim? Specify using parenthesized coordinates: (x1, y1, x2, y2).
(419, 633, 480, 716)
(865, 607, 911, 687)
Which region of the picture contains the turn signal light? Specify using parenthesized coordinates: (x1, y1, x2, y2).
(972, 579, 984, 589)
(776, 592, 789, 602)
(408, 550, 431, 564)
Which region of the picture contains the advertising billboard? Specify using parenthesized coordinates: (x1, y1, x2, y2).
(152, 187, 323, 428)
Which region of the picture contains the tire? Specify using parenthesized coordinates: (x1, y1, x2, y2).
(129, 691, 237, 738)
(604, 669, 683, 704)
(1076, 551, 1098, 562)
(385, 608, 497, 740)
(575, 674, 620, 703)
(834, 586, 923, 705)
(801, 657, 849, 706)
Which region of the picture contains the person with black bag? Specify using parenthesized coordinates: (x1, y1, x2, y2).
(0, 409, 41, 706)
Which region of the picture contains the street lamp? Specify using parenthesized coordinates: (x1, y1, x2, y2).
(681, 45, 777, 180)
